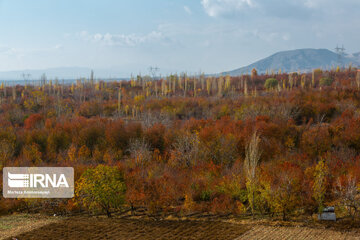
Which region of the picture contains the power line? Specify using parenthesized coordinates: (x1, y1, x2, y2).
(335, 44, 346, 67)
(148, 66, 160, 79)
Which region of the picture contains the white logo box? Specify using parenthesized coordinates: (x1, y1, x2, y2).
(3, 167, 74, 198)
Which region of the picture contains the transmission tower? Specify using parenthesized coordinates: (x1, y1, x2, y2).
(148, 66, 160, 79)
(22, 73, 31, 87)
(335, 44, 346, 67)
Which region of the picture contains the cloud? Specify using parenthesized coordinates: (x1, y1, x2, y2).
(0, 44, 62, 56)
(282, 33, 291, 41)
(184, 6, 192, 15)
(0, 46, 14, 54)
(201, 0, 255, 17)
(201, 0, 360, 19)
(79, 30, 164, 47)
(54, 44, 63, 49)
(302, 0, 337, 9)
(304, 0, 318, 8)
(63, 33, 71, 39)
(200, 0, 310, 18)
(252, 30, 277, 42)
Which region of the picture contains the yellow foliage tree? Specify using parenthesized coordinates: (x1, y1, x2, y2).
(313, 159, 329, 213)
(75, 165, 126, 217)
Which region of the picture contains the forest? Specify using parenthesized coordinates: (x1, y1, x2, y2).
(0, 67, 360, 222)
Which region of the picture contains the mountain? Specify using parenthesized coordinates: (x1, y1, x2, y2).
(1, 48, 359, 80)
(221, 48, 360, 76)
(0, 67, 129, 81)
(350, 52, 360, 63)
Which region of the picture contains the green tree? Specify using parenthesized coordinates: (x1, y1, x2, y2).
(319, 77, 333, 87)
(264, 78, 278, 90)
(76, 165, 126, 217)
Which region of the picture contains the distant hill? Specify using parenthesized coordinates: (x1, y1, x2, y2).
(0, 67, 129, 81)
(351, 52, 360, 63)
(221, 48, 360, 76)
(1, 48, 359, 80)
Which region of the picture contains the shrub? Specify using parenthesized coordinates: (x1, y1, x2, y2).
(264, 78, 278, 90)
(24, 114, 44, 129)
(319, 77, 333, 87)
(78, 101, 103, 118)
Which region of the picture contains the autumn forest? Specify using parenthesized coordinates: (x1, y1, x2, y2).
(1, 68, 360, 222)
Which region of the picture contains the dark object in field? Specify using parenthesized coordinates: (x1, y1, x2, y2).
(318, 206, 336, 221)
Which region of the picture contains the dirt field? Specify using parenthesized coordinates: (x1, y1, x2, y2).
(238, 225, 360, 240)
(6, 217, 249, 240)
(3, 215, 360, 240)
(0, 214, 61, 240)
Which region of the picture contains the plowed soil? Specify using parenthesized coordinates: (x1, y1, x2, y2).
(238, 225, 360, 240)
(4, 215, 360, 240)
(8, 217, 249, 240)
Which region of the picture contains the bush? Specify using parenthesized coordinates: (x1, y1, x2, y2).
(319, 77, 333, 87)
(78, 101, 103, 118)
(24, 114, 44, 129)
(264, 78, 278, 90)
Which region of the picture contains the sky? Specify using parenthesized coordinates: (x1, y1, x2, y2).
(0, 0, 359, 76)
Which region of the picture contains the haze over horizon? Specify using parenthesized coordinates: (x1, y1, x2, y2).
(0, 0, 359, 76)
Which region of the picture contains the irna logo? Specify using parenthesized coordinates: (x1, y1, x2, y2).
(3, 167, 74, 198)
(8, 172, 69, 188)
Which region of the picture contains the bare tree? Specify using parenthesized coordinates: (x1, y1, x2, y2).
(127, 139, 152, 168)
(172, 133, 200, 167)
(244, 130, 262, 218)
(334, 175, 360, 219)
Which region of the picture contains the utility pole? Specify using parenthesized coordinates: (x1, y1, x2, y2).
(149, 66, 159, 79)
(149, 66, 159, 97)
(335, 44, 346, 68)
(22, 73, 31, 89)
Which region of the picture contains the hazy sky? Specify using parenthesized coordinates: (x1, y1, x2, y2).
(0, 0, 359, 76)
